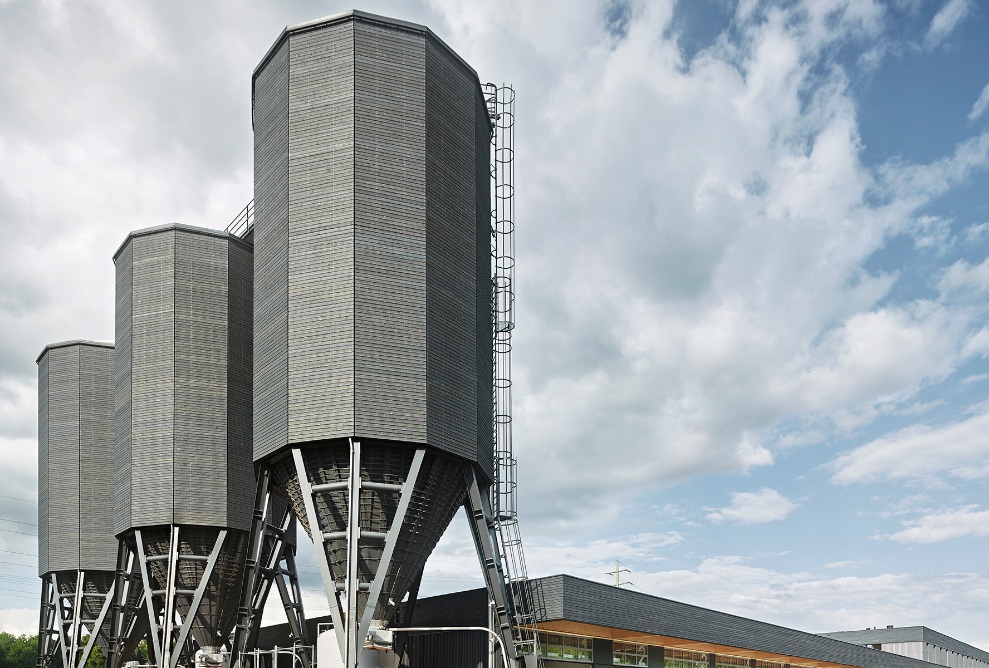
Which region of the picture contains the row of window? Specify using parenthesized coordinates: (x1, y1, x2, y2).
(536, 634, 806, 668)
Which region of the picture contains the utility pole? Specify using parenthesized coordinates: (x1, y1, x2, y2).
(607, 560, 632, 587)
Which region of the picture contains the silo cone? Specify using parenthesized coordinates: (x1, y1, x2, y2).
(249, 11, 500, 667)
(37, 341, 117, 668)
(111, 224, 254, 668)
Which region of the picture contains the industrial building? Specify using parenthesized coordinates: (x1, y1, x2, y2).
(32, 8, 989, 668)
(819, 628, 989, 668)
(259, 576, 986, 668)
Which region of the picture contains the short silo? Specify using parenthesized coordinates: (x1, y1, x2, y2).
(37, 341, 117, 668)
(112, 224, 254, 668)
(251, 11, 506, 667)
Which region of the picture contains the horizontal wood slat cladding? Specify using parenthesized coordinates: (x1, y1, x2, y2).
(37, 352, 49, 575)
(37, 342, 116, 574)
(78, 345, 116, 571)
(354, 21, 427, 442)
(287, 22, 356, 444)
(425, 37, 478, 464)
(130, 229, 176, 528)
(254, 39, 291, 461)
(115, 225, 254, 533)
(227, 241, 255, 530)
(47, 345, 80, 570)
(474, 90, 494, 481)
(252, 14, 492, 476)
(114, 242, 133, 534)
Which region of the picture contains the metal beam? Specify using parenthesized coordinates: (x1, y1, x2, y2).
(357, 448, 425, 645)
(231, 465, 273, 667)
(464, 467, 519, 666)
(345, 439, 362, 668)
(292, 447, 346, 652)
(169, 530, 227, 668)
(77, 577, 115, 668)
(133, 530, 163, 661)
(161, 525, 180, 668)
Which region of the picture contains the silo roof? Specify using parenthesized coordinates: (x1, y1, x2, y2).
(112, 221, 251, 261)
(36, 339, 114, 363)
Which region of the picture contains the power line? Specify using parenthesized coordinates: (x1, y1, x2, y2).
(0, 494, 35, 504)
(0, 527, 36, 537)
(0, 560, 36, 569)
(0, 548, 37, 557)
(0, 517, 37, 527)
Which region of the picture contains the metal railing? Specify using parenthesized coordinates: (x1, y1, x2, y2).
(227, 200, 255, 239)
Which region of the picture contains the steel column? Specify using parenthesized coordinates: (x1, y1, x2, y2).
(356, 448, 425, 645)
(465, 467, 518, 667)
(292, 447, 346, 652)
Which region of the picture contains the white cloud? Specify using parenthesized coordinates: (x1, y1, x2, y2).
(940, 257, 989, 295)
(0, 608, 38, 636)
(886, 505, 989, 544)
(830, 409, 989, 484)
(706, 488, 800, 525)
(924, 0, 971, 48)
(631, 557, 989, 646)
(970, 83, 989, 122)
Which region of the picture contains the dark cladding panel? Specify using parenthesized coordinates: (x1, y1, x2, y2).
(254, 39, 290, 461)
(114, 243, 133, 534)
(353, 21, 427, 442)
(78, 345, 116, 571)
(228, 241, 255, 530)
(46, 345, 81, 571)
(173, 231, 230, 527)
(287, 22, 356, 443)
(129, 231, 176, 528)
(423, 38, 483, 464)
(37, 354, 49, 576)
(474, 89, 494, 479)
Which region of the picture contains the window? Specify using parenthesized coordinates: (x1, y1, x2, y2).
(538, 632, 593, 663)
(614, 642, 647, 666)
(665, 648, 708, 668)
(715, 655, 749, 668)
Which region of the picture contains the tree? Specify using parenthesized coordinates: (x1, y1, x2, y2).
(0, 632, 38, 668)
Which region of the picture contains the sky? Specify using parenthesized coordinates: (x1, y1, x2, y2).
(2, 0, 989, 654)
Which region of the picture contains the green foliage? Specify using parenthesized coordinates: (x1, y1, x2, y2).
(0, 632, 38, 668)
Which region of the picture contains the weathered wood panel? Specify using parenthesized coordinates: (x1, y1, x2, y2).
(354, 21, 427, 442)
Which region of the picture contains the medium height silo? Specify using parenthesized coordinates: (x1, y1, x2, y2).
(250, 10, 507, 667)
(112, 224, 254, 668)
(37, 341, 117, 668)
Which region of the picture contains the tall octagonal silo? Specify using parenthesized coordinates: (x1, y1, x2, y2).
(37, 341, 117, 668)
(249, 10, 502, 667)
(111, 224, 254, 668)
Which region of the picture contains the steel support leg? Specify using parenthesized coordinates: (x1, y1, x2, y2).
(232, 466, 273, 667)
(465, 467, 519, 668)
(77, 576, 115, 668)
(37, 574, 59, 668)
(293, 447, 347, 653)
(356, 448, 425, 644)
(169, 530, 226, 668)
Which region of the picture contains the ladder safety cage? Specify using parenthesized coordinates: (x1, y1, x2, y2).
(484, 82, 545, 666)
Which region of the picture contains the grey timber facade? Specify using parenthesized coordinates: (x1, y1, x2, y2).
(819, 628, 989, 668)
(36, 340, 116, 576)
(252, 10, 494, 478)
(113, 223, 254, 534)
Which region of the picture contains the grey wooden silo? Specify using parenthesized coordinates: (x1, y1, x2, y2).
(249, 11, 496, 667)
(112, 224, 253, 665)
(37, 341, 116, 668)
